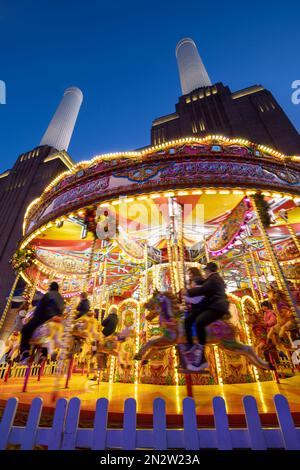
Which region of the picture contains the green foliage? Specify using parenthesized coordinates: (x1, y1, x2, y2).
(165, 375, 173, 385)
(11, 248, 35, 272)
(253, 193, 271, 228)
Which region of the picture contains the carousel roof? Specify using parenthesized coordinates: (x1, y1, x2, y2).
(16, 136, 300, 295)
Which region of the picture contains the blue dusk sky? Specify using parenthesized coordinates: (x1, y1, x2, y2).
(0, 0, 299, 173)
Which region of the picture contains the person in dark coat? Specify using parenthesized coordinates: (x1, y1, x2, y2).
(183, 262, 230, 371)
(102, 308, 118, 337)
(75, 292, 90, 319)
(20, 282, 65, 363)
(94, 308, 100, 321)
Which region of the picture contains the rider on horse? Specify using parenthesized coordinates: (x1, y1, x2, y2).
(182, 262, 230, 371)
(19, 282, 65, 364)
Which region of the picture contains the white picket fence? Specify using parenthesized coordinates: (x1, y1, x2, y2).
(0, 394, 299, 450)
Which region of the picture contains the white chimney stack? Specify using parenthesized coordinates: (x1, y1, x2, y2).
(40, 86, 83, 151)
(176, 38, 211, 95)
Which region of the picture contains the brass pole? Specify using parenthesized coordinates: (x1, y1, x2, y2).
(0, 273, 21, 331)
(251, 196, 300, 325)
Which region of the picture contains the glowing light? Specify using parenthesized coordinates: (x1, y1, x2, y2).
(191, 190, 203, 195)
(214, 346, 223, 386)
(109, 356, 115, 383)
(172, 346, 179, 386)
(256, 380, 268, 413)
(219, 190, 230, 195)
(23, 197, 41, 235)
(241, 296, 260, 382)
(177, 190, 189, 196)
(205, 190, 217, 194)
(232, 190, 245, 195)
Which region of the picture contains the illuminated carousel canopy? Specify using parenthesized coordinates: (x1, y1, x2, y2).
(15, 136, 300, 295)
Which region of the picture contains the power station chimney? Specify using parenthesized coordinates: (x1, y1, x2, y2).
(176, 38, 211, 95)
(40, 86, 83, 151)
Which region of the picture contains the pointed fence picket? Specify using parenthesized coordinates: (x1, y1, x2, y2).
(0, 394, 299, 450)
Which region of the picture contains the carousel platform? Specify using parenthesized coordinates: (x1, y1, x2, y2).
(1, 373, 300, 428)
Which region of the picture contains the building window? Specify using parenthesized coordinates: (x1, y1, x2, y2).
(192, 121, 198, 133)
(199, 120, 206, 131)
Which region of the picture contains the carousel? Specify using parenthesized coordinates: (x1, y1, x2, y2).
(1, 135, 300, 425)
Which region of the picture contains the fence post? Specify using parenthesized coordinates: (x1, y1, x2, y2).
(48, 398, 68, 450)
(183, 397, 199, 450)
(243, 395, 267, 450)
(37, 358, 47, 382)
(20, 397, 43, 450)
(153, 398, 167, 450)
(274, 394, 300, 450)
(92, 398, 109, 450)
(123, 398, 137, 450)
(0, 397, 18, 450)
(22, 359, 33, 392)
(213, 396, 232, 450)
(61, 397, 81, 450)
(4, 362, 12, 382)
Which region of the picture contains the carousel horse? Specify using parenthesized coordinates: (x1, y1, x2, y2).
(29, 320, 64, 359)
(244, 308, 269, 357)
(93, 326, 135, 370)
(71, 313, 99, 356)
(267, 288, 297, 346)
(72, 312, 133, 377)
(134, 291, 270, 370)
(267, 306, 297, 346)
(1, 331, 21, 362)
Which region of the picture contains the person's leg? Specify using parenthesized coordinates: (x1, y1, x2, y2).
(20, 324, 34, 357)
(184, 310, 199, 347)
(195, 309, 223, 345)
(20, 318, 42, 359)
(187, 309, 223, 371)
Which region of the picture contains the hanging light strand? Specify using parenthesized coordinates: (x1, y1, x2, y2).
(0, 273, 21, 331)
(251, 196, 300, 326)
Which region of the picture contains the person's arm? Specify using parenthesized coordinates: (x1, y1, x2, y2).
(77, 300, 90, 315)
(184, 295, 204, 304)
(187, 277, 215, 298)
(75, 301, 87, 319)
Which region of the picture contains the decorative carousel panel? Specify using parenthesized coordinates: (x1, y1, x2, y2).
(23, 138, 300, 236)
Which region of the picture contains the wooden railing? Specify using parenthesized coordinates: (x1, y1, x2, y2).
(0, 362, 59, 379)
(0, 394, 299, 450)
